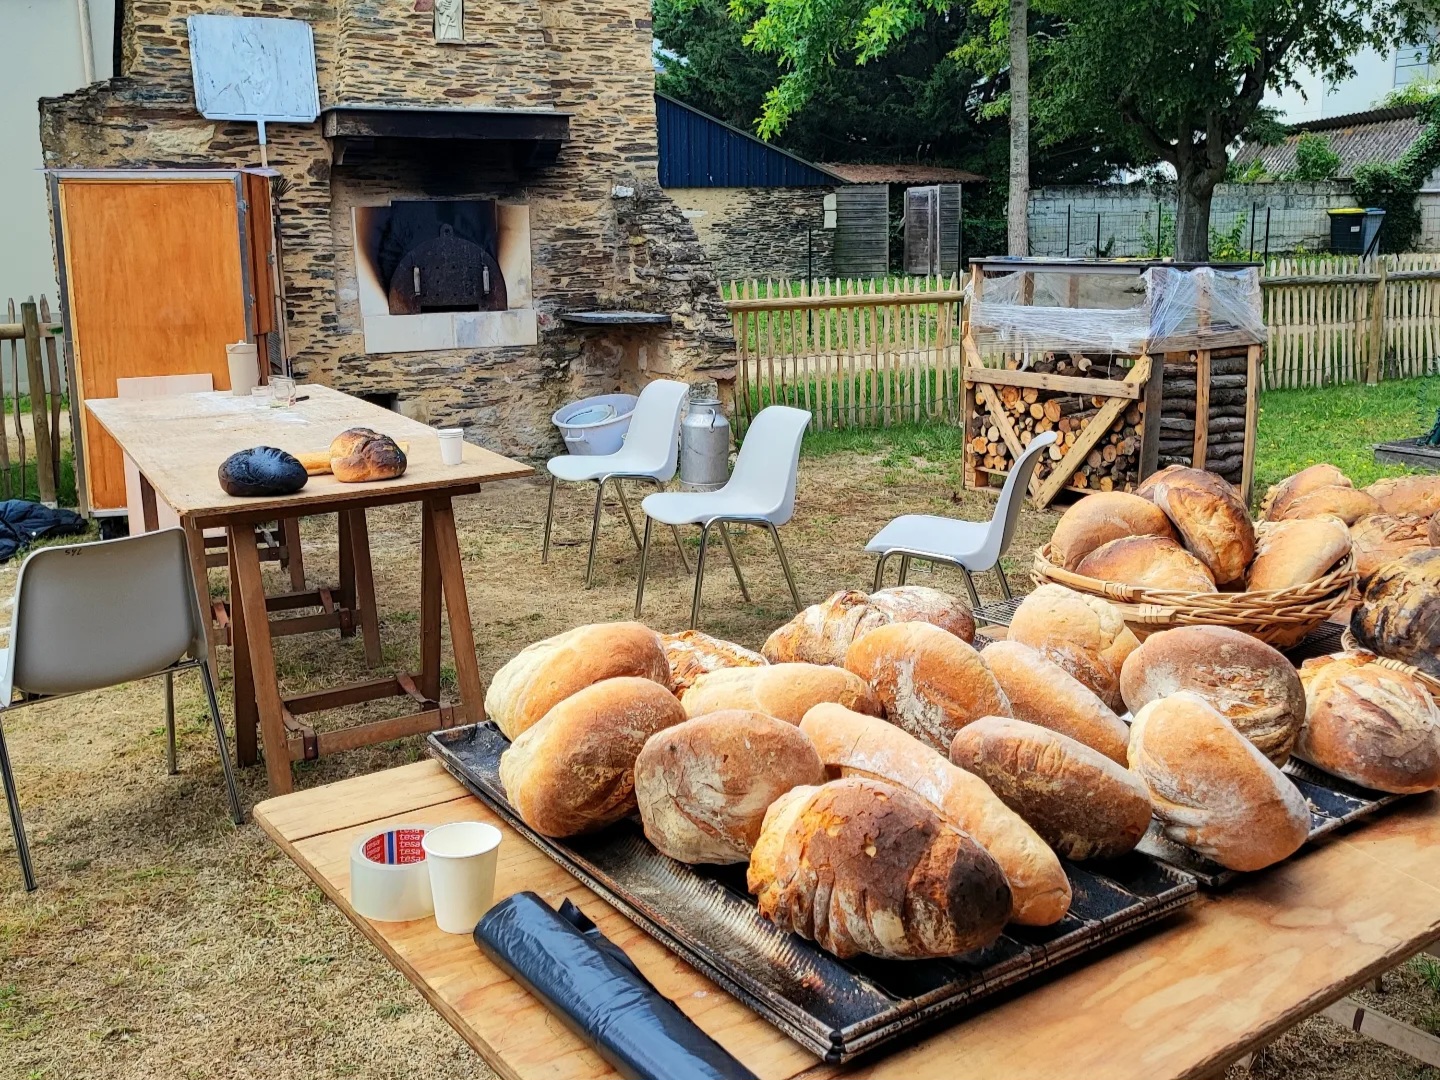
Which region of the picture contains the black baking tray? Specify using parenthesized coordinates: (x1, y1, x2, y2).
(429, 722, 1198, 1063)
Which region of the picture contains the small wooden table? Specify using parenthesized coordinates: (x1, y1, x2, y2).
(87, 388, 530, 793)
(255, 760, 1440, 1080)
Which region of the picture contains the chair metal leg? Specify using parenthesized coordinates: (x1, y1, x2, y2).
(717, 522, 751, 603)
(634, 517, 653, 619)
(691, 522, 713, 629)
(766, 522, 803, 612)
(872, 553, 889, 592)
(613, 480, 643, 552)
(541, 474, 558, 565)
(995, 561, 1013, 600)
(649, 480, 690, 574)
(585, 480, 606, 588)
(959, 566, 981, 608)
(899, 554, 912, 585)
(0, 716, 35, 891)
(199, 663, 244, 826)
(164, 671, 178, 776)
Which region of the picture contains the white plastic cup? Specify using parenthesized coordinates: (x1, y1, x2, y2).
(421, 821, 501, 934)
(437, 428, 465, 466)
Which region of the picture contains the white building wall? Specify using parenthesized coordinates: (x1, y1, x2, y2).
(1270, 41, 1434, 124)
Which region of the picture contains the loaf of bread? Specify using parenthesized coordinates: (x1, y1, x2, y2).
(330, 429, 408, 483)
(1127, 693, 1311, 871)
(1119, 625, 1305, 764)
(485, 622, 671, 739)
(979, 640, 1129, 764)
(1006, 584, 1139, 712)
(1277, 485, 1382, 525)
(949, 716, 1153, 861)
(844, 622, 1009, 752)
(1350, 549, 1440, 680)
(1050, 491, 1179, 571)
(634, 709, 825, 863)
(747, 777, 1013, 959)
(762, 586, 975, 665)
(1429, 509, 1440, 548)
(1138, 466, 1255, 586)
(659, 630, 766, 694)
(799, 703, 1071, 926)
(1260, 463, 1353, 521)
(498, 677, 687, 837)
(1297, 652, 1440, 794)
(681, 662, 881, 723)
(1349, 513, 1431, 581)
(1367, 475, 1440, 518)
(1246, 517, 1351, 590)
(1076, 535, 1217, 592)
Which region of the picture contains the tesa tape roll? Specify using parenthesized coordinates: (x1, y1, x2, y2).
(350, 825, 436, 922)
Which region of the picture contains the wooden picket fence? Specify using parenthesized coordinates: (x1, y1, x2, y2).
(0, 296, 67, 505)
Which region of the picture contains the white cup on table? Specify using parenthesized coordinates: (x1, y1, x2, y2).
(437, 427, 465, 466)
(421, 821, 501, 934)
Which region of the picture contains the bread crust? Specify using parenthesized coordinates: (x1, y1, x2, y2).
(1349, 513, 1430, 582)
(634, 710, 825, 863)
(799, 703, 1071, 926)
(1366, 475, 1440, 518)
(762, 586, 975, 665)
(659, 630, 766, 694)
(681, 663, 881, 723)
(1261, 463, 1353, 521)
(1139, 467, 1255, 586)
(1050, 491, 1178, 571)
(1006, 584, 1139, 712)
(485, 622, 671, 740)
(979, 640, 1130, 764)
(1277, 485, 1382, 525)
(1076, 535, 1217, 592)
(1351, 549, 1440, 680)
(498, 677, 687, 837)
(949, 715, 1153, 860)
(1247, 517, 1351, 590)
(1127, 693, 1310, 871)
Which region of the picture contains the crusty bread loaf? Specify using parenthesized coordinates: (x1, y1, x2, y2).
(1261, 463, 1353, 521)
(681, 663, 880, 723)
(1430, 509, 1440, 548)
(331, 430, 407, 483)
(1119, 625, 1305, 764)
(1006, 584, 1140, 712)
(329, 427, 380, 458)
(1350, 548, 1440, 680)
(762, 586, 974, 665)
(498, 677, 687, 837)
(747, 777, 1013, 959)
(979, 640, 1129, 764)
(1349, 513, 1431, 581)
(844, 623, 1009, 752)
(659, 630, 766, 694)
(1297, 652, 1440, 794)
(799, 703, 1071, 926)
(1367, 475, 1440, 518)
(1127, 693, 1310, 871)
(1138, 467, 1255, 586)
(1247, 517, 1351, 590)
(485, 622, 671, 740)
(634, 710, 825, 863)
(1050, 491, 1179, 571)
(1076, 535, 1217, 592)
(949, 716, 1153, 861)
(1277, 485, 1382, 525)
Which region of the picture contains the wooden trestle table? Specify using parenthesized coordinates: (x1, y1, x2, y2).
(86, 387, 530, 793)
(255, 758, 1440, 1080)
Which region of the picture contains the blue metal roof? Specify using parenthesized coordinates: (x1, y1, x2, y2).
(656, 93, 845, 188)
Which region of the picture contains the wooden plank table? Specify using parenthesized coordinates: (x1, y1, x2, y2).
(87, 388, 531, 794)
(255, 759, 1440, 1080)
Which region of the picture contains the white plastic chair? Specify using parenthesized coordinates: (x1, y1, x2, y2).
(543, 379, 692, 586)
(865, 431, 1057, 606)
(635, 405, 811, 629)
(0, 528, 243, 891)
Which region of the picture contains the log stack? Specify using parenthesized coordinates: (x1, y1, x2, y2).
(1156, 348, 1251, 488)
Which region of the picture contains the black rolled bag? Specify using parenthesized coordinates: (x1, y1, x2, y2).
(473, 891, 758, 1080)
(218, 446, 309, 497)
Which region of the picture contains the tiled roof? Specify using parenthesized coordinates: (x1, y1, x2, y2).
(1233, 105, 1427, 179)
(820, 163, 986, 184)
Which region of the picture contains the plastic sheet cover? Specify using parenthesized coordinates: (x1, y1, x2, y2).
(968, 265, 1265, 355)
(474, 891, 759, 1080)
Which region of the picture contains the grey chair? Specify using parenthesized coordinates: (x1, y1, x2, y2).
(0, 528, 243, 891)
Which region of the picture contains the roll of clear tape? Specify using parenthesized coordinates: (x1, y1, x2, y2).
(350, 824, 436, 922)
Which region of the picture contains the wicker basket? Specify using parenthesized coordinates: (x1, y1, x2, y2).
(1339, 629, 1440, 697)
(1031, 544, 1358, 648)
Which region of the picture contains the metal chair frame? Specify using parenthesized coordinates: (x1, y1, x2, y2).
(635, 516, 801, 630)
(871, 550, 1012, 607)
(542, 473, 691, 586)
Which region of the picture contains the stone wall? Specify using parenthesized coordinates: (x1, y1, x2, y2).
(40, 0, 734, 460)
(668, 186, 836, 281)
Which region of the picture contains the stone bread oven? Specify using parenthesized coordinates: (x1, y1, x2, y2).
(39, 1, 735, 458)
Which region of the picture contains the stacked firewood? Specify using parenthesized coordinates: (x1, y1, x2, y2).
(1157, 349, 1249, 486)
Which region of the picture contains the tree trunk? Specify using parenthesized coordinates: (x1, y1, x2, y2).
(1174, 154, 1228, 262)
(1006, 0, 1029, 257)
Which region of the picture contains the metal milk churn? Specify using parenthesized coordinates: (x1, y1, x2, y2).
(679, 381, 731, 492)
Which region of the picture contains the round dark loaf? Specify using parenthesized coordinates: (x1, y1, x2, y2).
(1350, 549, 1440, 681)
(217, 446, 308, 497)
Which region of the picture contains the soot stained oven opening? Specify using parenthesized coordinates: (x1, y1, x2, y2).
(369, 200, 508, 315)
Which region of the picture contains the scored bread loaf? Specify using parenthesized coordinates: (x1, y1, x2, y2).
(979, 640, 1130, 764)
(330, 429, 408, 483)
(1006, 584, 1140, 712)
(485, 622, 671, 740)
(1350, 549, 1440, 680)
(762, 586, 975, 665)
(844, 622, 1009, 752)
(1076, 535, 1217, 592)
(1261, 463, 1353, 521)
(1349, 513, 1431, 581)
(1277, 485, 1382, 525)
(498, 677, 686, 837)
(1050, 491, 1179, 571)
(1366, 475, 1440, 518)
(659, 630, 766, 694)
(747, 777, 1013, 959)
(1119, 625, 1305, 764)
(1297, 652, 1440, 794)
(799, 703, 1071, 926)
(949, 716, 1153, 861)
(1138, 466, 1255, 586)
(1128, 693, 1310, 871)
(681, 663, 880, 723)
(634, 709, 825, 863)
(1246, 517, 1351, 591)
